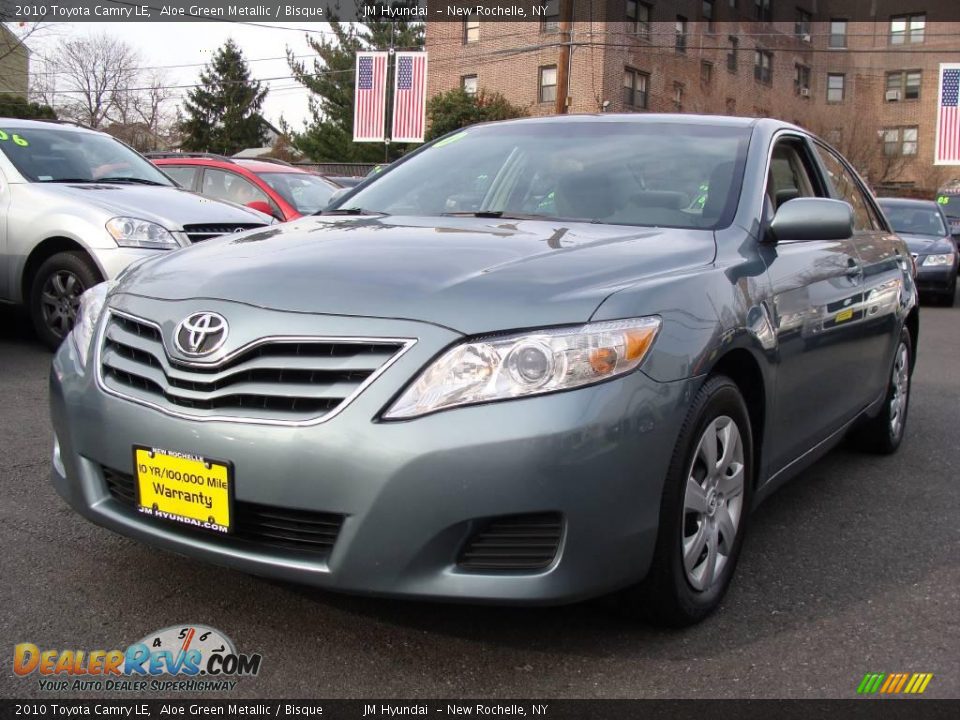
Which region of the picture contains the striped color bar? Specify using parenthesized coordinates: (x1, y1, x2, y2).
(857, 673, 933, 694)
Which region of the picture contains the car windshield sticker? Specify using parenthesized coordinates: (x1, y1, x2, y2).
(0, 130, 29, 146)
(433, 131, 468, 148)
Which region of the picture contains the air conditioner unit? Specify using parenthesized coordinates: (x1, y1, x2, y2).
(886, 90, 901, 101)
(800, 87, 811, 97)
(802, 33, 812, 43)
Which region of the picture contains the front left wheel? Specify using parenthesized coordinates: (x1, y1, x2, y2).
(29, 251, 102, 350)
(623, 375, 753, 627)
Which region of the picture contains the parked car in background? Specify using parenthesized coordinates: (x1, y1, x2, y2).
(51, 115, 918, 626)
(936, 182, 960, 250)
(0, 120, 270, 348)
(878, 197, 957, 305)
(149, 154, 340, 222)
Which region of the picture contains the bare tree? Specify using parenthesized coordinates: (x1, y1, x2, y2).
(48, 33, 140, 129)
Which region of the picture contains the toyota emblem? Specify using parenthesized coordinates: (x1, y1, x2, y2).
(174, 312, 229, 357)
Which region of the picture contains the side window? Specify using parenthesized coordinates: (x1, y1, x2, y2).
(161, 165, 198, 189)
(201, 169, 270, 207)
(766, 141, 818, 213)
(813, 145, 880, 231)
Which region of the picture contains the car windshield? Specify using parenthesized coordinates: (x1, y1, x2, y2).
(937, 192, 959, 223)
(0, 125, 172, 185)
(342, 121, 751, 229)
(881, 204, 947, 237)
(256, 172, 338, 214)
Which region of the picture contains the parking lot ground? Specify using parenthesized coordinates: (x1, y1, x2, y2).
(1, 297, 958, 699)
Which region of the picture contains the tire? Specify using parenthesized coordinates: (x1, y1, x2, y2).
(28, 251, 102, 351)
(851, 327, 912, 455)
(623, 375, 753, 627)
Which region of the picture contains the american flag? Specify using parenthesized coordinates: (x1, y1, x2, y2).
(353, 52, 388, 142)
(936, 64, 960, 164)
(391, 52, 428, 143)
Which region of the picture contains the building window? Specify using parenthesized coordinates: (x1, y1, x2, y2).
(795, 8, 811, 38)
(890, 14, 925, 44)
(626, 0, 652, 39)
(727, 36, 739, 72)
(754, 50, 773, 85)
(829, 19, 847, 48)
(755, 0, 772, 22)
(463, 18, 480, 44)
(886, 70, 922, 101)
(673, 82, 684, 110)
(725, 97, 737, 114)
(883, 127, 918, 156)
(702, 0, 715, 30)
(827, 73, 845, 102)
(461, 74, 478, 96)
(623, 68, 649, 109)
(826, 128, 842, 145)
(539, 65, 557, 103)
(701, 61, 714, 85)
(675, 16, 688, 53)
(541, 0, 560, 32)
(794, 63, 811, 95)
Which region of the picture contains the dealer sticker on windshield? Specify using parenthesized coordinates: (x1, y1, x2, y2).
(134, 446, 232, 534)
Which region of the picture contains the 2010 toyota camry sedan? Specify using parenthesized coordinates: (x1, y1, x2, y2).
(49, 115, 918, 625)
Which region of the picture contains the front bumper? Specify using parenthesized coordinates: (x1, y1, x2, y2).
(915, 263, 957, 294)
(49, 313, 695, 605)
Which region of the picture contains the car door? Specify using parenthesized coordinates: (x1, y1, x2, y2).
(812, 142, 906, 409)
(762, 134, 868, 472)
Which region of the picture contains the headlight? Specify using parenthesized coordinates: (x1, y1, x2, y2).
(72, 281, 116, 366)
(106, 217, 179, 249)
(921, 253, 953, 267)
(384, 317, 661, 419)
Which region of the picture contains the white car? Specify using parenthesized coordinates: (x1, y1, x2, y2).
(0, 119, 270, 347)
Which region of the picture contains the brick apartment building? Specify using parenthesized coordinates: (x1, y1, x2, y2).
(425, 0, 960, 194)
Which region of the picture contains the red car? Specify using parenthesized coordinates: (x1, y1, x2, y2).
(148, 154, 341, 222)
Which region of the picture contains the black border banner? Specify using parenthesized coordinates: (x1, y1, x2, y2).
(1, 700, 959, 720)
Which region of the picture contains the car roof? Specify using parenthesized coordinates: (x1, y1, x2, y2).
(0, 118, 98, 134)
(486, 112, 762, 129)
(151, 156, 310, 174)
(876, 197, 940, 209)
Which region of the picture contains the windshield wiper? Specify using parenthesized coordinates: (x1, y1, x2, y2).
(441, 211, 570, 222)
(96, 177, 166, 186)
(315, 207, 387, 216)
(38, 178, 97, 184)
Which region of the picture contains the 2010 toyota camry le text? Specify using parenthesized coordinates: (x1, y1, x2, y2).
(49, 115, 918, 625)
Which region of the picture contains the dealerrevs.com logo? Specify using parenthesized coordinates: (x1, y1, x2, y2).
(14, 624, 262, 693)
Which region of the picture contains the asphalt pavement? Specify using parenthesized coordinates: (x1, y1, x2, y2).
(1, 295, 958, 700)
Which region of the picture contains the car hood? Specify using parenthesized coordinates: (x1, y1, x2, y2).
(898, 233, 955, 255)
(118, 215, 716, 334)
(33, 183, 268, 228)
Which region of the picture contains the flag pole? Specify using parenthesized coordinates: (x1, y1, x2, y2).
(385, 21, 396, 162)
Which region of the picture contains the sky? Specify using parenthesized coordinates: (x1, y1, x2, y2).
(26, 21, 330, 129)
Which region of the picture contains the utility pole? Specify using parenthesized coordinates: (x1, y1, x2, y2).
(554, 0, 574, 115)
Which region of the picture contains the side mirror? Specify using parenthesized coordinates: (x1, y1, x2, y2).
(246, 200, 281, 221)
(767, 197, 854, 243)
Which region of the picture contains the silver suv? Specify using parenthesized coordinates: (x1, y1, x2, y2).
(0, 119, 269, 347)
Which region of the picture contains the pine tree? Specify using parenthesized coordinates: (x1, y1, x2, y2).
(286, 2, 424, 162)
(180, 39, 268, 156)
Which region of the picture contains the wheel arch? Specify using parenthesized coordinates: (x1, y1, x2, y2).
(20, 237, 100, 305)
(705, 348, 767, 488)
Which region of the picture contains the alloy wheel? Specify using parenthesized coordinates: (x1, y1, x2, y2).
(682, 416, 745, 592)
(40, 271, 85, 339)
(889, 342, 910, 439)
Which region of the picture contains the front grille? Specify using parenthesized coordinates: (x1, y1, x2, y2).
(103, 467, 344, 556)
(183, 223, 265, 243)
(99, 312, 409, 424)
(458, 513, 564, 571)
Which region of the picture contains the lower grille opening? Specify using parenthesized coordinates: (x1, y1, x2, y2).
(458, 513, 564, 571)
(102, 467, 344, 557)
